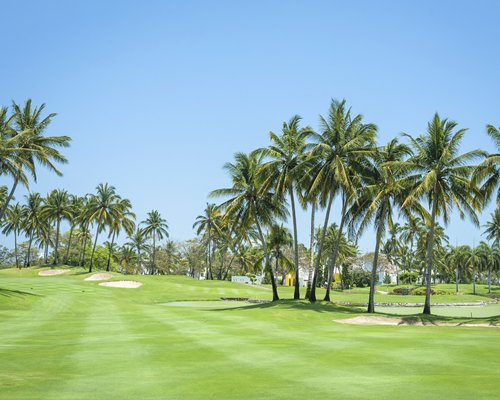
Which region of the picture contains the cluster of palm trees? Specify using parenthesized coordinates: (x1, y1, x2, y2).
(0, 182, 170, 274)
(204, 99, 500, 314)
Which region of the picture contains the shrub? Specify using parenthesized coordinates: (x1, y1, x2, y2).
(412, 287, 436, 296)
(352, 268, 371, 288)
(391, 287, 412, 295)
(399, 271, 419, 284)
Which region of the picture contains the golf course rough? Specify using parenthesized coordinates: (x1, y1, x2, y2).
(0, 267, 499, 400)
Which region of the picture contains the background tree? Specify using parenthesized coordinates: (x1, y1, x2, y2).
(141, 210, 169, 275)
(1, 203, 24, 268)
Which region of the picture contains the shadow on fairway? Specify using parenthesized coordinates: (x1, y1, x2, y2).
(209, 300, 366, 314)
(0, 288, 40, 298)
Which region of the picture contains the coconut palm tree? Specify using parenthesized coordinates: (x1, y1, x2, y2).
(22, 192, 44, 266)
(484, 209, 500, 244)
(305, 99, 377, 302)
(105, 198, 136, 271)
(63, 195, 84, 264)
(474, 125, 500, 207)
(398, 114, 484, 314)
(210, 151, 287, 301)
(1, 203, 24, 268)
(126, 228, 149, 274)
(86, 183, 121, 272)
(141, 210, 169, 275)
(267, 224, 293, 284)
(348, 139, 414, 312)
(42, 189, 72, 265)
(0, 100, 71, 222)
(398, 215, 425, 284)
(193, 203, 221, 280)
(257, 115, 313, 299)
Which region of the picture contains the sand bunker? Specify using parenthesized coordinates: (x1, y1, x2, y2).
(335, 316, 499, 327)
(99, 281, 142, 288)
(85, 273, 113, 281)
(38, 269, 70, 276)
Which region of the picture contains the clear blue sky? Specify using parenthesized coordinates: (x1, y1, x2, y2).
(1, 0, 499, 252)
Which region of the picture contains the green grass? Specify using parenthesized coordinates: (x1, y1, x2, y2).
(1, 266, 499, 399)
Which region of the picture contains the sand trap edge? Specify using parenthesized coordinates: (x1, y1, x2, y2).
(99, 281, 142, 288)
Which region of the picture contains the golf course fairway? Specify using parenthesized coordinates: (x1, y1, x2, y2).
(1, 267, 499, 400)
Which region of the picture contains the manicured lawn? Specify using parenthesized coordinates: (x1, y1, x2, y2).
(1, 267, 499, 399)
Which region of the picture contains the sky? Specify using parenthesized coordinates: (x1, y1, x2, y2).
(1, 0, 499, 252)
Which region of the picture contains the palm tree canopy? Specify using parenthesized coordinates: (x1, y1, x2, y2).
(142, 210, 169, 240)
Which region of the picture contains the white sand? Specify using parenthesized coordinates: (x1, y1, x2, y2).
(38, 269, 70, 276)
(99, 281, 142, 288)
(335, 316, 499, 327)
(85, 273, 113, 281)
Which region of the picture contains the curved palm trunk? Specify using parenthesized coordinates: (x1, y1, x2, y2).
(44, 241, 49, 264)
(305, 203, 316, 299)
(0, 177, 18, 223)
(255, 218, 279, 302)
(80, 230, 89, 267)
(310, 194, 334, 302)
(53, 218, 61, 265)
(14, 228, 19, 269)
(64, 225, 74, 264)
(368, 205, 386, 313)
(324, 195, 347, 301)
(423, 194, 438, 315)
(289, 188, 301, 299)
(106, 230, 116, 272)
(89, 222, 101, 273)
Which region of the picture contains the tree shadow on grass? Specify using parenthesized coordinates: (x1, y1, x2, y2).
(208, 299, 366, 314)
(377, 310, 500, 325)
(0, 288, 41, 298)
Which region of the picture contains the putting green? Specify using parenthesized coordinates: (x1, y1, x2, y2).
(1, 267, 499, 400)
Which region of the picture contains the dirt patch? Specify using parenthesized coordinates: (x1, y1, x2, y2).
(335, 316, 500, 328)
(38, 269, 70, 276)
(85, 273, 113, 281)
(99, 281, 142, 289)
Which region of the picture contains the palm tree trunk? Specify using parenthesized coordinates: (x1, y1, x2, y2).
(409, 237, 414, 285)
(472, 265, 476, 295)
(80, 231, 88, 267)
(368, 205, 386, 313)
(151, 233, 156, 275)
(310, 194, 334, 302)
(44, 241, 49, 264)
(25, 230, 34, 267)
(53, 218, 61, 265)
(324, 194, 347, 301)
(488, 267, 491, 294)
(0, 177, 18, 223)
(106, 230, 116, 272)
(89, 223, 101, 273)
(206, 229, 211, 280)
(305, 202, 316, 299)
(254, 218, 279, 301)
(289, 187, 301, 299)
(14, 228, 19, 269)
(455, 265, 459, 294)
(64, 225, 74, 264)
(423, 194, 438, 315)
(137, 249, 142, 274)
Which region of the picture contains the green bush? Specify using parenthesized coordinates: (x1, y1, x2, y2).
(352, 269, 371, 288)
(412, 287, 436, 296)
(399, 271, 419, 284)
(391, 287, 412, 295)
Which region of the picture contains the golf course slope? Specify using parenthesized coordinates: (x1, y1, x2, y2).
(1, 266, 499, 400)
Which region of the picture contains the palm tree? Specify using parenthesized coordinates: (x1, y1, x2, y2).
(484, 209, 500, 244)
(210, 152, 287, 301)
(22, 192, 44, 266)
(0, 100, 71, 222)
(105, 198, 136, 271)
(63, 195, 84, 264)
(141, 210, 169, 275)
(126, 228, 149, 274)
(193, 203, 221, 280)
(305, 99, 377, 302)
(267, 224, 293, 284)
(398, 215, 425, 284)
(43, 189, 72, 265)
(1, 203, 24, 268)
(86, 183, 121, 272)
(348, 139, 413, 313)
(399, 114, 484, 314)
(474, 125, 500, 207)
(257, 115, 313, 299)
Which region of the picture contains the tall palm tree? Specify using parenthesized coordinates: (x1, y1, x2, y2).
(305, 99, 377, 302)
(105, 198, 136, 271)
(22, 192, 44, 267)
(42, 189, 72, 265)
(474, 125, 500, 207)
(86, 183, 121, 272)
(257, 115, 313, 299)
(399, 114, 484, 314)
(126, 228, 149, 274)
(210, 152, 287, 301)
(398, 215, 425, 284)
(1, 203, 24, 268)
(193, 203, 221, 280)
(484, 209, 500, 244)
(267, 224, 293, 284)
(348, 139, 413, 313)
(63, 195, 84, 264)
(0, 100, 71, 222)
(141, 210, 169, 275)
